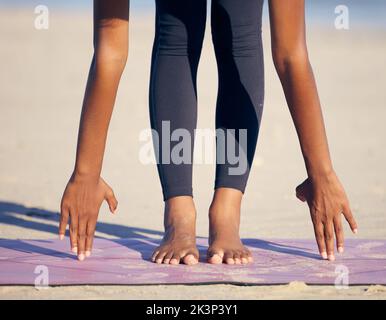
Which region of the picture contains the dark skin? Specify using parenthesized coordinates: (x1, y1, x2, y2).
(60, 0, 357, 263)
(269, 0, 357, 261)
(59, 0, 128, 260)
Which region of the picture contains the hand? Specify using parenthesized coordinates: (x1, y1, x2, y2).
(59, 175, 118, 261)
(296, 172, 358, 261)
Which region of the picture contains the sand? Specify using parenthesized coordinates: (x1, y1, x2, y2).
(0, 8, 385, 299)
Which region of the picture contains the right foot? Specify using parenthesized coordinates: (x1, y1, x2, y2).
(151, 196, 199, 265)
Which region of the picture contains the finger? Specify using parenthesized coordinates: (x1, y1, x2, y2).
(324, 221, 335, 261)
(86, 219, 97, 257)
(334, 215, 344, 253)
(313, 220, 327, 259)
(77, 214, 87, 261)
(69, 212, 78, 254)
(59, 205, 69, 240)
(342, 202, 358, 234)
(105, 187, 118, 214)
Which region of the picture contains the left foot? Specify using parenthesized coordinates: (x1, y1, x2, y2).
(207, 188, 253, 265)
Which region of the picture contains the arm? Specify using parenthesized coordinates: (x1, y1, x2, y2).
(59, 0, 129, 261)
(268, 0, 358, 260)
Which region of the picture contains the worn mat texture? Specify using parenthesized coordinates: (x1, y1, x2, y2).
(0, 238, 385, 285)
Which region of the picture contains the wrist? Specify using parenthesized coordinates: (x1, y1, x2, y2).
(307, 165, 335, 182)
(71, 169, 100, 183)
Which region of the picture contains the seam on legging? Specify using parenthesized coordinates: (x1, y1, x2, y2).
(149, 7, 167, 195)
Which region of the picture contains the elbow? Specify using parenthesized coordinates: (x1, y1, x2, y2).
(272, 47, 310, 77)
(93, 44, 128, 75)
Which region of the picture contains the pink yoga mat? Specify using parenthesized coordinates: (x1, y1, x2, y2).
(0, 238, 385, 285)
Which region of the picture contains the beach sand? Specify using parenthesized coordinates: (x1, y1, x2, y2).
(0, 9, 386, 299)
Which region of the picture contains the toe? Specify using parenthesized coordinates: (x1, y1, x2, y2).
(183, 253, 198, 265)
(170, 253, 181, 265)
(234, 251, 242, 265)
(207, 248, 223, 264)
(151, 250, 160, 262)
(241, 249, 251, 264)
(163, 251, 174, 264)
(208, 254, 223, 264)
(155, 251, 167, 264)
(224, 251, 235, 265)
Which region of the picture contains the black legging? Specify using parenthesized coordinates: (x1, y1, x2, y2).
(149, 0, 265, 200)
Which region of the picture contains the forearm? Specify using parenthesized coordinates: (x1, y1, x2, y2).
(275, 57, 333, 179)
(73, 57, 125, 181)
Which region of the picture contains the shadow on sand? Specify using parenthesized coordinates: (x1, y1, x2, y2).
(0, 200, 320, 262)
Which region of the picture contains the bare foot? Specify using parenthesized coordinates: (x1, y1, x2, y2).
(207, 188, 253, 265)
(151, 196, 199, 265)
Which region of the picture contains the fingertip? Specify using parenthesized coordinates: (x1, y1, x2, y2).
(59, 234, 64, 240)
(353, 228, 358, 234)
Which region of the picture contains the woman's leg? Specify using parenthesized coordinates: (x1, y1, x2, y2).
(149, 0, 206, 264)
(208, 0, 265, 264)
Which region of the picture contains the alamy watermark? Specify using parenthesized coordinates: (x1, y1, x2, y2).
(34, 5, 49, 30)
(139, 121, 249, 176)
(34, 265, 49, 289)
(335, 264, 349, 289)
(335, 5, 350, 30)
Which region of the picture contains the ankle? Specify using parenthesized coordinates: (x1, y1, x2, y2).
(210, 188, 242, 210)
(165, 196, 195, 214)
(164, 196, 196, 227)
